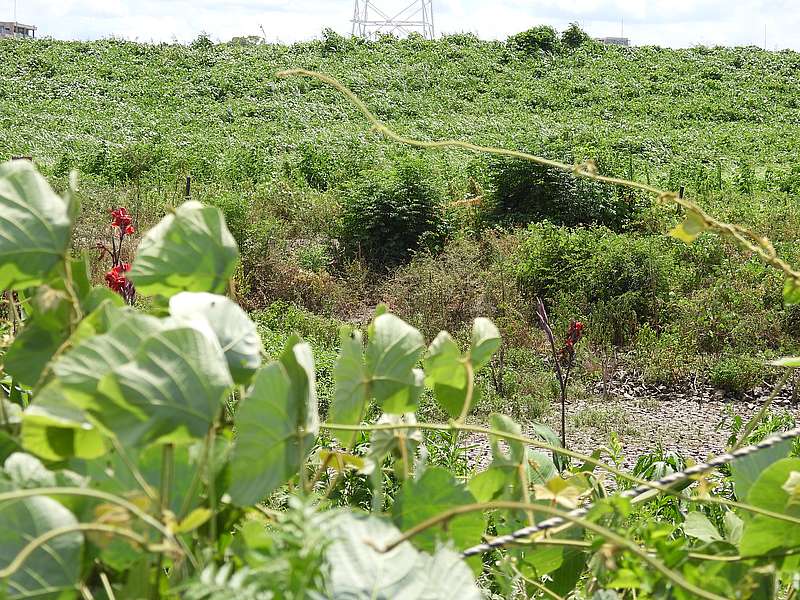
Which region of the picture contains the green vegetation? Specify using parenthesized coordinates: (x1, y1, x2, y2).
(3, 32, 799, 392)
(3, 25, 800, 598)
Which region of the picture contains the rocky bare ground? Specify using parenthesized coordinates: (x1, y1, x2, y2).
(464, 369, 800, 473)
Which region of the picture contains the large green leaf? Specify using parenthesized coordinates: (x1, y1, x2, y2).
(423, 319, 500, 419)
(229, 340, 317, 505)
(169, 292, 261, 384)
(92, 326, 232, 447)
(21, 383, 106, 461)
(469, 318, 501, 370)
(731, 437, 792, 500)
(0, 161, 73, 290)
(740, 458, 800, 556)
(365, 314, 425, 414)
(393, 467, 484, 554)
(330, 327, 369, 449)
(324, 512, 480, 600)
(3, 319, 66, 387)
(683, 512, 723, 543)
(0, 484, 84, 600)
(130, 201, 239, 297)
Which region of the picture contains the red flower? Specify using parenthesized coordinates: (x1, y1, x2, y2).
(105, 264, 131, 293)
(110, 207, 133, 231)
(125, 225, 135, 235)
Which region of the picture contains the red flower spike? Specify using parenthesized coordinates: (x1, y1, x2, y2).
(110, 207, 133, 231)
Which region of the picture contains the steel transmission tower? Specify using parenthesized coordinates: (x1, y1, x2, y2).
(351, 0, 435, 40)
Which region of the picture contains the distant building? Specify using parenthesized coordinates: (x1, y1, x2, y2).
(596, 36, 630, 47)
(0, 22, 36, 39)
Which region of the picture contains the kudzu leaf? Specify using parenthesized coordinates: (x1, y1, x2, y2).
(130, 201, 239, 297)
(229, 339, 317, 505)
(365, 314, 425, 414)
(21, 383, 107, 461)
(393, 467, 485, 555)
(330, 327, 369, 448)
(0, 161, 73, 290)
(740, 458, 800, 556)
(669, 208, 706, 243)
(0, 483, 84, 600)
(489, 413, 525, 467)
(94, 326, 232, 447)
(324, 512, 480, 600)
(730, 437, 792, 500)
(683, 511, 723, 543)
(169, 292, 262, 384)
(469, 318, 501, 370)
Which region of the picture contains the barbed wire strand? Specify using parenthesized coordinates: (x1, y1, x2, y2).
(462, 425, 800, 557)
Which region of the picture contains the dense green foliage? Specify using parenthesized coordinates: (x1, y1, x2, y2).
(3, 30, 800, 598)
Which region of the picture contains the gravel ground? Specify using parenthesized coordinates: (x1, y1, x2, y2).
(465, 370, 800, 472)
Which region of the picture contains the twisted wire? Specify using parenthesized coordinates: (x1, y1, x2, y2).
(462, 425, 800, 557)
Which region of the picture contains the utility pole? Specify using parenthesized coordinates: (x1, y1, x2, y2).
(351, 0, 435, 40)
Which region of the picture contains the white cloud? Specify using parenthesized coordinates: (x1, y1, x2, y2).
(8, 0, 800, 49)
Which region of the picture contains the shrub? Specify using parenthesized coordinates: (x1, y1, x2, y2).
(516, 223, 676, 344)
(206, 192, 250, 249)
(509, 25, 560, 55)
(340, 156, 448, 268)
(486, 157, 638, 229)
(561, 23, 591, 49)
(709, 355, 766, 394)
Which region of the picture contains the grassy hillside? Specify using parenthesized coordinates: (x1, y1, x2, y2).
(3, 31, 800, 407)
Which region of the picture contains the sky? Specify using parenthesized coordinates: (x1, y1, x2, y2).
(7, 0, 800, 50)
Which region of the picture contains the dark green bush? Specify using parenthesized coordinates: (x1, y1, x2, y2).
(561, 23, 591, 49)
(206, 192, 250, 249)
(516, 223, 675, 343)
(340, 156, 448, 268)
(509, 26, 560, 55)
(709, 355, 765, 394)
(486, 157, 638, 229)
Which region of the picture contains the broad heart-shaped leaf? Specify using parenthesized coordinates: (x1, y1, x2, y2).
(669, 208, 707, 244)
(424, 331, 469, 419)
(469, 318, 501, 371)
(169, 292, 262, 384)
(740, 458, 800, 556)
(3, 318, 67, 387)
(393, 467, 485, 555)
(93, 326, 232, 447)
(324, 512, 481, 600)
(330, 327, 369, 449)
(0, 161, 73, 290)
(229, 340, 317, 505)
(489, 413, 525, 467)
(424, 319, 500, 419)
(4, 269, 117, 388)
(21, 383, 107, 461)
(730, 437, 792, 500)
(130, 201, 239, 297)
(683, 512, 723, 543)
(0, 483, 84, 600)
(365, 314, 425, 414)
